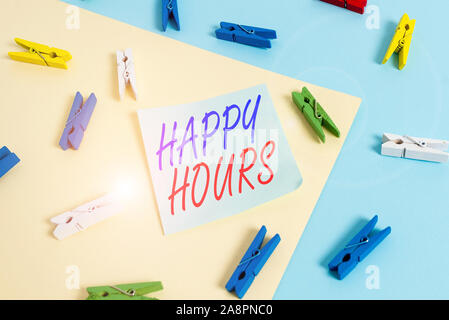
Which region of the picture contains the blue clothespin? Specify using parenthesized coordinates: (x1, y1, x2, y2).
(162, 0, 180, 31)
(215, 22, 277, 48)
(226, 226, 280, 298)
(0, 146, 20, 179)
(328, 215, 391, 280)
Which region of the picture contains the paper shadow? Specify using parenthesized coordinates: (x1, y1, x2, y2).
(130, 112, 165, 234)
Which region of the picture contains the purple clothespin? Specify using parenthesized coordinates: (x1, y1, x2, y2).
(59, 92, 97, 150)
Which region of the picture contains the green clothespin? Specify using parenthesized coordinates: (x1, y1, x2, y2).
(86, 281, 163, 300)
(292, 87, 340, 143)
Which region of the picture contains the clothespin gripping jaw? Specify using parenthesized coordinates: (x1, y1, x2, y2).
(328, 215, 391, 280)
(51, 193, 123, 240)
(0, 146, 20, 179)
(216, 22, 277, 48)
(9, 38, 72, 69)
(117, 49, 138, 100)
(381, 133, 449, 162)
(226, 226, 281, 299)
(162, 0, 180, 31)
(86, 282, 163, 300)
(59, 92, 97, 151)
(319, 0, 368, 14)
(292, 87, 340, 143)
(382, 13, 415, 70)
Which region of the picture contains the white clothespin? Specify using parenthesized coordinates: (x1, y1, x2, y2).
(51, 193, 124, 240)
(382, 133, 449, 163)
(117, 48, 137, 100)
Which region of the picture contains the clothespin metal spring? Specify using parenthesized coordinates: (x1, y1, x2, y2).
(238, 25, 255, 34)
(109, 286, 136, 297)
(238, 250, 260, 266)
(30, 48, 48, 66)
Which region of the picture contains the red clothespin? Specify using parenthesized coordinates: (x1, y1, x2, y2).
(320, 0, 367, 14)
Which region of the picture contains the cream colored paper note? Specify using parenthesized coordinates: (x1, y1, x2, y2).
(138, 84, 303, 234)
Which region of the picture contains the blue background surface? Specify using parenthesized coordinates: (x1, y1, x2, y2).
(62, 0, 449, 299)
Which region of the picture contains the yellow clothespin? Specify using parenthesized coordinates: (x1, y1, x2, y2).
(8, 38, 72, 69)
(382, 13, 415, 70)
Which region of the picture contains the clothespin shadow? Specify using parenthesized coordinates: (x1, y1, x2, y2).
(153, 0, 163, 31)
(320, 216, 370, 270)
(210, 24, 220, 38)
(286, 92, 322, 143)
(370, 133, 384, 155)
(376, 21, 399, 65)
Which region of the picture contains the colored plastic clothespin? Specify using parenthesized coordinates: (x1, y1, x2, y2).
(59, 92, 97, 150)
(162, 0, 180, 31)
(329, 215, 391, 280)
(8, 38, 72, 69)
(0, 146, 20, 179)
(319, 0, 367, 14)
(215, 22, 277, 49)
(381, 133, 449, 163)
(226, 226, 280, 299)
(51, 193, 124, 240)
(86, 281, 163, 300)
(382, 13, 415, 70)
(292, 87, 340, 143)
(117, 49, 137, 100)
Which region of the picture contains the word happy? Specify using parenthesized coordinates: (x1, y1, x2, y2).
(155, 94, 277, 215)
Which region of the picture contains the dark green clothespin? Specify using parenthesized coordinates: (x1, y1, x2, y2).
(86, 281, 163, 300)
(292, 87, 340, 143)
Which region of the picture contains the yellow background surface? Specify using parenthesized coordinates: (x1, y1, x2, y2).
(0, 0, 360, 299)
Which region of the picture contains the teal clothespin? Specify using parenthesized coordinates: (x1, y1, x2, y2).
(86, 281, 163, 300)
(292, 87, 340, 143)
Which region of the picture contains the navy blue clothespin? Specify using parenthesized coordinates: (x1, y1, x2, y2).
(0, 146, 20, 179)
(328, 215, 391, 280)
(215, 22, 277, 48)
(162, 0, 180, 31)
(226, 226, 280, 298)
